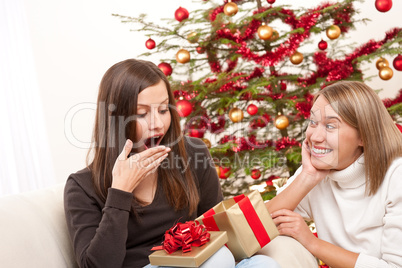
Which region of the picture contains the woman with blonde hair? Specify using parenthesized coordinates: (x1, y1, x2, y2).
(261, 81, 402, 267)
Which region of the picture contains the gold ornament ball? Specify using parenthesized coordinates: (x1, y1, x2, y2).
(229, 107, 244, 123)
(176, 49, 190, 64)
(202, 138, 212, 149)
(257, 25, 273, 40)
(379, 66, 393, 80)
(215, 166, 221, 177)
(290, 51, 303, 65)
(265, 185, 276, 192)
(187, 32, 199, 43)
(376, 58, 389, 70)
(269, 30, 279, 42)
(275, 115, 290, 130)
(326, 25, 341, 40)
(224, 2, 238, 16)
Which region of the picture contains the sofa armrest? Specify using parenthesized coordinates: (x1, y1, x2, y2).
(0, 183, 78, 268)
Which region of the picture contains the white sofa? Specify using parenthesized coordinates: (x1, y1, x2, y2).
(0, 183, 78, 268)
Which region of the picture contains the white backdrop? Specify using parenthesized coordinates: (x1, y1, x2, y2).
(22, 0, 402, 185)
(0, 0, 55, 195)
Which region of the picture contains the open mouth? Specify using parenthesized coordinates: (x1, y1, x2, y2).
(144, 135, 163, 149)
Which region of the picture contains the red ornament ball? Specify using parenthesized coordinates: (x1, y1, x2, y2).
(175, 7, 189, 22)
(393, 55, 402, 71)
(396, 124, 402, 133)
(176, 99, 192, 117)
(145, 38, 155, 49)
(158, 62, 173, 76)
(247, 104, 258, 115)
(219, 166, 231, 179)
(267, 0, 276, 4)
(251, 169, 261, 180)
(188, 129, 205, 138)
(318, 39, 327, 50)
(196, 46, 205, 54)
(375, 0, 392, 12)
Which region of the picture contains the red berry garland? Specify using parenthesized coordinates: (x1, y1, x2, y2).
(280, 82, 287, 91)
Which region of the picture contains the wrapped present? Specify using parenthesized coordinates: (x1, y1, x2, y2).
(148, 221, 228, 267)
(196, 190, 279, 260)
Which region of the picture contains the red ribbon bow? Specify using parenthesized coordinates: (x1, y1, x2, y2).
(152, 221, 210, 254)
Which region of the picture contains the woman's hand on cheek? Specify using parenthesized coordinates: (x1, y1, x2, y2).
(301, 139, 329, 182)
(301, 139, 312, 167)
(271, 209, 317, 247)
(111, 139, 171, 193)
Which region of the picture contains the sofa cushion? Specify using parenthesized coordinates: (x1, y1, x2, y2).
(0, 183, 78, 268)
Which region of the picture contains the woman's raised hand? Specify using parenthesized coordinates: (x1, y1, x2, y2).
(111, 139, 171, 193)
(301, 139, 329, 183)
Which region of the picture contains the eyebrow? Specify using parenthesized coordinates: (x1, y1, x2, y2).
(326, 116, 341, 122)
(137, 97, 169, 107)
(310, 111, 342, 122)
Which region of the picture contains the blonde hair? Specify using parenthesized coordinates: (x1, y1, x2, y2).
(315, 81, 402, 195)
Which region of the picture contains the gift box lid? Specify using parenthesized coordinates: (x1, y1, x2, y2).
(149, 231, 228, 267)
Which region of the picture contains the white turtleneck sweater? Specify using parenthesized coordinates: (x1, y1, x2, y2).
(279, 155, 402, 268)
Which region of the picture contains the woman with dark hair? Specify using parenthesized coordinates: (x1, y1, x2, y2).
(64, 59, 279, 268)
(259, 81, 402, 267)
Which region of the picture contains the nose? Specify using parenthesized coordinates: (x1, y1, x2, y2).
(309, 124, 326, 143)
(149, 110, 164, 130)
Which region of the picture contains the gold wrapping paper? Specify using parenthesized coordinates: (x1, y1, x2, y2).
(196, 190, 279, 261)
(148, 231, 228, 267)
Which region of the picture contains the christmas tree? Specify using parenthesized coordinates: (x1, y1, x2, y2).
(113, 0, 402, 199)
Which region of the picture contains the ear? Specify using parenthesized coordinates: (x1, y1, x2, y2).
(358, 136, 364, 147)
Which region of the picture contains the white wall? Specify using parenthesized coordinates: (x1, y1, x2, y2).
(22, 0, 402, 183)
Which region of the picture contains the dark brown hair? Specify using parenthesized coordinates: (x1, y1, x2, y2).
(315, 81, 402, 195)
(87, 59, 199, 215)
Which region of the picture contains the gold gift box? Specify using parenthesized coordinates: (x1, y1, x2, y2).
(196, 190, 279, 261)
(148, 231, 228, 267)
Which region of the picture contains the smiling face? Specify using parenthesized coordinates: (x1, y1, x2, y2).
(135, 80, 171, 151)
(306, 95, 363, 170)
